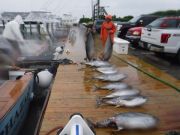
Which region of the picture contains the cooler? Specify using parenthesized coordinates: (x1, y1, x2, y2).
(113, 37, 129, 54)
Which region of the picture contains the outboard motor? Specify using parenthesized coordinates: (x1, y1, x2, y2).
(59, 114, 95, 135)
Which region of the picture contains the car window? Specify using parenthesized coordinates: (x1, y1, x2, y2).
(129, 16, 141, 23)
(142, 17, 155, 26)
(96, 20, 104, 25)
(164, 19, 177, 28)
(147, 18, 178, 29)
(178, 20, 180, 28)
(147, 18, 164, 28)
(149, 17, 159, 24)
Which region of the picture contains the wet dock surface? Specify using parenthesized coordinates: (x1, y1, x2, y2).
(39, 27, 180, 135)
(128, 46, 180, 80)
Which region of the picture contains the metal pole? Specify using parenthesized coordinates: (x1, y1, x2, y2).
(97, 0, 100, 19)
(93, 5, 96, 21)
(91, 0, 94, 19)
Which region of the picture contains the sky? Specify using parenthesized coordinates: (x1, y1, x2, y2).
(0, 0, 180, 18)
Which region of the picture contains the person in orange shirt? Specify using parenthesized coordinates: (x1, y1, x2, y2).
(100, 15, 116, 47)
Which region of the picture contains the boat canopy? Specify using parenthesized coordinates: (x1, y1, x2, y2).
(25, 11, 60, 23)
(1, 12, 29, 22)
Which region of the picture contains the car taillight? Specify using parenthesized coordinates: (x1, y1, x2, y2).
(161, 33, 171, 43)
(132, 31, 141, 36)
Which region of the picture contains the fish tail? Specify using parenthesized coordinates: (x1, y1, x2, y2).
(92, 76, 97, 80)
(96, 96, 103, 107)
(93, 85, 100, 91)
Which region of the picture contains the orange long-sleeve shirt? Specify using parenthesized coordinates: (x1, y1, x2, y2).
(100, 21, 116, 47)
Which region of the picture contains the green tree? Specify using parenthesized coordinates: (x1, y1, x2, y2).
(151, 9, 180, 17)
(79, 18, 92, 23)
(121, 16, 134, 22)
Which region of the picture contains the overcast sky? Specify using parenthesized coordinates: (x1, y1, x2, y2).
(0, 0, 180, 18)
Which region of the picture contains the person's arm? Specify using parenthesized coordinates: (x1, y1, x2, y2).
(11, 23, 24, 42)
(109, 23, 116, 34)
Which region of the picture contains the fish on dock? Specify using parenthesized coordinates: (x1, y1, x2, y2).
(94, 73, 127, 82)
(96, 95, 147, 107)
(102, 34, 113, 61)
(96, 112, 159, 131)
(96, 66, 118, 74)
(93, 82, 129, 91)
(85, 60, 111, 67)
(85, 32, 95, 61)
(104, 89, 140, 98)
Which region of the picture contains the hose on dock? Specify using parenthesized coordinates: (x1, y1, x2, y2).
(114, 54, 180, 92)
(44, 126, 64, 135)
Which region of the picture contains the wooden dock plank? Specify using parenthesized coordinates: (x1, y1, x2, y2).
(39, 29, 180, 135)
(39, 64, 180, 135)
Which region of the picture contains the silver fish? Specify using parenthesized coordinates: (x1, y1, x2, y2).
(94, 83, 129, 91)
(96, 112, 159, 131)
(103, 34, 113, 61)
(97, 96, 147, 107)
(85, 60, 111, 67)
(96, 67, 118, 74)
(85, 32, 95, 61)
(105, 89, 140, 98)
(94, 73, 127, 82)
(96, 67, 115, 71)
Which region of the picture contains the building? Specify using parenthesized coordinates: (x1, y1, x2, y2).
(61, 14, 78, 26)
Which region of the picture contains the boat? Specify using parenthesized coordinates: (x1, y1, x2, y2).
(0, 69, 34, 135)
(0, 11, 64, 135)
(0, 11, 75, 135)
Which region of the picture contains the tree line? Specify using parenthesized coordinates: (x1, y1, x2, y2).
(79, 9, 180, 24)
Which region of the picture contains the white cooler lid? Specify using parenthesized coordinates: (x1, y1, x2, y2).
(114, 37, 129, 44)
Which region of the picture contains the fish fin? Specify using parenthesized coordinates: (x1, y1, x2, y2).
(80, 62, 85, 65)
(115, 105, 122, 108)
(92, 58, 97, 61)
(84, 58, 88, 62)
(118, 126, 123, 131)
(112, 127, 124, 132)
(77, 67, 86, 71)
(93, 85, 100, 91)
(95, 96, 103, 108)
(127, 85, 133, 89)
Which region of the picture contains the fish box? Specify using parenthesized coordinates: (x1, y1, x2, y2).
(113, 37, 129, 54)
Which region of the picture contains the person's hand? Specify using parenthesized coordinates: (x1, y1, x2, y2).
(109, 30, 113, 34)
(12, 64, 21, 70)
(106, 27, 111, 31)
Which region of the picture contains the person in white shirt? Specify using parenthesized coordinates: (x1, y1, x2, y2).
(2, 15, 24, 55)
(3, 15, 24, 41)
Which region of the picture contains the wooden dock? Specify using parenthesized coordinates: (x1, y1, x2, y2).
(39, 29, 180, 135)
